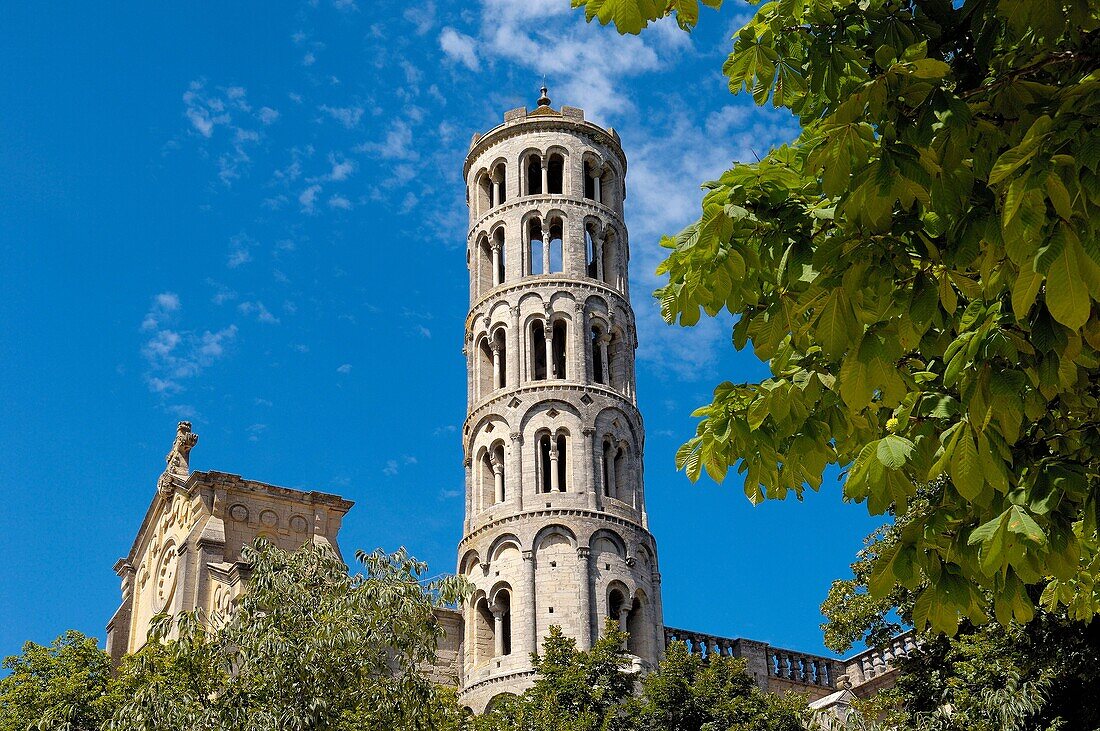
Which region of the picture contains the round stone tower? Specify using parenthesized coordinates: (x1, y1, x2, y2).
(457, 89, 664, 712)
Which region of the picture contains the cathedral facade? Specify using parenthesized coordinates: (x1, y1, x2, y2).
(107, 91, 911, 717)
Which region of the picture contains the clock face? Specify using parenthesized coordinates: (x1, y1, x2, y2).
(153, 542, 177, 612)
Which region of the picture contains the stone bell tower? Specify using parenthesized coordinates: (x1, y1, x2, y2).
(457, 88, 664, 711)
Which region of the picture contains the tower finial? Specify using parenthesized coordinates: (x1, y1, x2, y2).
(537, 85, 551, 108)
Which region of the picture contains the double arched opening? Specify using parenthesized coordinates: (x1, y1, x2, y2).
(478, 441, 507, 509)
(526, 216, 564, 276)
(584, 223, 622, 289)
(524, 151, 565, 196)
(601, 438, 633, 505)
(477, 328, 508, 398)
(535, 428, 570, 493)
(529, 318, 568, 381)
(472, 584, 513, 669)
(606, 586, 654, 659)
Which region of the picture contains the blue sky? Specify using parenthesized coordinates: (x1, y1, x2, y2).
(0, 1, 882, 662)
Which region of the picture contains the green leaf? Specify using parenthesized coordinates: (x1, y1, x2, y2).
(1045, 224, 1091, 329)
(876, 435, 915, 469)
(1012, 262, 1043, 320)
(948, 424, 984, 501)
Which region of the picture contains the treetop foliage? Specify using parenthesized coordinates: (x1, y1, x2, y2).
(576, 0, 1100, 634)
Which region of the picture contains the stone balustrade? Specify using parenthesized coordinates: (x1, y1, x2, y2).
(841, 629, 918, 688)
(663, 628, 843, 691)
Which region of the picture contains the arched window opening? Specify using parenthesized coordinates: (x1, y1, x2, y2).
(551, 320, 567, 380)
(478, 338, 494, 398)
(493, 228, 506, 285)
(528, 220, 545, 276)
(474, 597, 494, 666)
(613, 446, 627, 503)
(492, 329, 507, 389)
(477, 173, 492, 216)
(583, 162, 596, 200)
(591, 326, 606, 384)
(602, 234, 618, 288)
(491, 442, 506, 503)
(585, 229, 598, 279)
(496, 590, 512, 656)
(556, 433, 568, 492)
(600, 169, 616, 208)
(602, 439, 620, 498)
(530, 321, 547, 381)
(491, 163, 507, 207)
(537, 433, 552, 493)
(608, 588, 627, 627)
(478, 237, 493, 297)
(536, 432, 568, 493)
(526, 155, 543, 195)
(479, 448, 495, 510)
(626, 595, 652, 658)
(547, 154, 564, 194)
(548, 218, 564, 274)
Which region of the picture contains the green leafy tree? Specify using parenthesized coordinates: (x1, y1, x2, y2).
(109, 539, 468, 731)
(574, 0, 1100, 631)
(474, 623, 635, 731)
(624, 641, 807, 731)
(821, 520, 1100, 731)
(0, 631, 121, 731)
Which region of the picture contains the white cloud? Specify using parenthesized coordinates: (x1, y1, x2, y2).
(404, 2, 436, 35)
(319, 104, 364, 128)
(238, 301, 280, 324)
(258, 106, 280, 124)
(227, 233, 255, 268)
(440, 27, 479, 70)
(139, 294, 237, 394)
(142, 292, 180, 331)
(336, 363, 353, 374)
(382, 459, 399, 476)
(327, 155, 355, 181)
(299, 184, 322, 212)
(328, 195, 352, 210)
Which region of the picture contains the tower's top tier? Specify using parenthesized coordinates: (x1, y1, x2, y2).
(463, 89, 627, 231)
(464, 89, 626, 180)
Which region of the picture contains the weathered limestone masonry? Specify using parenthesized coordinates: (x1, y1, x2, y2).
(455, 89, 665, 712)
(105, 422, 353, 663)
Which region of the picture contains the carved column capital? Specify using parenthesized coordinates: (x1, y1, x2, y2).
(577, 546, 590, 560)
(510, 432, 523, 443)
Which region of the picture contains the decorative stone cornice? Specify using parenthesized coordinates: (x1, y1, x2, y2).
(463, 114, 626, 179)
(458, 507, 653, 551)
(467, 194, 625, 247)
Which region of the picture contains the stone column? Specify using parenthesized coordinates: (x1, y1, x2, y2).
(510, 306, 521, 387)
(571, 302, 586, 383)
(599, 334, 611, 387)
(464, 459, 473, 531)
(606, 443, 617, 499)
(577, 547, 592, 649)
(492, 179, 501, 207)
(492, 455, 505, 504)
(523, 549, 537, 654)
(542, 231, 552, 275)
(544, 321, 556, 378)
(491, 341, 503, 390)
(541, 160, 548, 195)
(493, 607, 505, 657)
(593, 172, 602, 205)
(585, 428, 599, 511)
(549, 442, 560, 492)
(491, 241, 503, 286)
(510, 433, 524, 511)
(593, 233, 604, 282)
